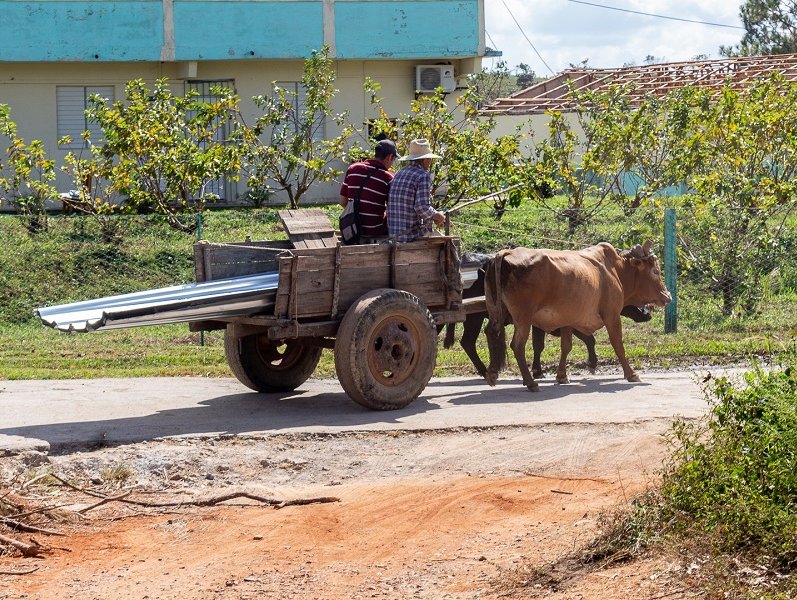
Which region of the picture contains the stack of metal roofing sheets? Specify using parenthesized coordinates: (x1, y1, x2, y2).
(36, 271, 280, 333)
(36, 261, 484, 334)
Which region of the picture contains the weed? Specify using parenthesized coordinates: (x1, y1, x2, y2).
(100, 462, 133, 484)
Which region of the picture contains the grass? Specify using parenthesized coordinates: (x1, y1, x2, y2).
(1, 201, 796, 379)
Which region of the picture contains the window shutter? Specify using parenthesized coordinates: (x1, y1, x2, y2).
(57, 86, 114, 147)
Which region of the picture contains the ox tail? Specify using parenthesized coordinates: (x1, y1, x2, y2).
(483, 253, 507, 386)
(443, 323, 456, 349)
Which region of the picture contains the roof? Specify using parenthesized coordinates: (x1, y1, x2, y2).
(482, 53, 797, 115)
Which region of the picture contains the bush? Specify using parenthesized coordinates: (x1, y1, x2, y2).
(661, 357, 797, 564)
(590, 353, 797, 598)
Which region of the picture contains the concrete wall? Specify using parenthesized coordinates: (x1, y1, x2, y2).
(0, 0, 483, 62)
(0, 59, 474, 203)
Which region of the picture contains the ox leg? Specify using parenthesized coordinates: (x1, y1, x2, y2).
(556, 328, 573, 384)
(605, 318, 639, 382)
(573, 330, 598, 374)
(461, 314, 488, 378)
(531, 326, 546, 379)
(510, 321, 538, 392)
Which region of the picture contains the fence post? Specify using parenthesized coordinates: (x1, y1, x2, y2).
(664, 207, 677, 333)
(196, 212, 205, 346)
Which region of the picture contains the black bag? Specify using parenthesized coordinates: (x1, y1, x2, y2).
(339, 166, 376, 245)
(339, 201, 359, 245)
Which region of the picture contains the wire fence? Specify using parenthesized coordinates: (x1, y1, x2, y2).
(2, 204, 797, 346)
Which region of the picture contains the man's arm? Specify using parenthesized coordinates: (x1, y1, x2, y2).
(414, 173, 444, 224)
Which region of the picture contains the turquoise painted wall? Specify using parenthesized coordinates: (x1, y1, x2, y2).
(335, 1, 479, 58)
(2, 1, 163, 61)
(0, 0, 481, 62)
(173, 1, 323, 60)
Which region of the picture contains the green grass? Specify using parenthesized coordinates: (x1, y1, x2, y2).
(1, 202, 796, 379)
(606, 354, 797, 599)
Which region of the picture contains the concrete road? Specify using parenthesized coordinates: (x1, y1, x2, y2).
(0, 368, 730, 454)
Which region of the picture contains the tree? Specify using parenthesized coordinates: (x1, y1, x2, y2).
(721, 0, 797, 56)
(468, 61, 518, 106)
(515, 63, 537, 90)
(235, 46, 354, 209)
(86, 78, 242, 233)
(531, 84, 643, 233)
(365, 82, 533, 213)
(0, 105, 59, 234)
(669, 75, 797, 315)
(60, 135, 129, 244)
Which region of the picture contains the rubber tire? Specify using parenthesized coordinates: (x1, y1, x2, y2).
(224, 328, 322, 393)
(334, 288, 437, 410)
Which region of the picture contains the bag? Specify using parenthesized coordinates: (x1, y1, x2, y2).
(339, 200, 360, 245)
(338, 166, 377, 246)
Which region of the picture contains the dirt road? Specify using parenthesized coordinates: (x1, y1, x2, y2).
(0, 369, 723, 599)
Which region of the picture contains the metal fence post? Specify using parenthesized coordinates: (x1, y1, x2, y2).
(664, 207, 677, 333)
(196, 212, 205, 346)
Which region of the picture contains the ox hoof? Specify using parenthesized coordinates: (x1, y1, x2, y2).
(525, 382, 540, 392)
(627, 374, 641, 383)
(556, 376, 569, 384)
(485, 371, 498, 387)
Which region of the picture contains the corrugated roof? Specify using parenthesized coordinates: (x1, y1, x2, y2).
(483, 53, 797, 115)
(36, 272, 280, 333)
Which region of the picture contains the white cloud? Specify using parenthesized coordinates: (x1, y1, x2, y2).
(484, 0, 745, 75)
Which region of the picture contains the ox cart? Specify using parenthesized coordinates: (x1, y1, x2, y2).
(37, 210, 483, 410)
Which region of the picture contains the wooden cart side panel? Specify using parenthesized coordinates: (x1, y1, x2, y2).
(275, 239, 455, 320)
(193, 240, 292, 282)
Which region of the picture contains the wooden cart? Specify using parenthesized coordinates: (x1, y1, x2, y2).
(190, 210, 468, 410)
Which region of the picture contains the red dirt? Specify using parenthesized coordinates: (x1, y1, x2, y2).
(1, 424, 687, 599)
(1, 477, 684, 599)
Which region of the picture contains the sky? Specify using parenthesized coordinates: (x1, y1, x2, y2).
(483, 0, 746, 76)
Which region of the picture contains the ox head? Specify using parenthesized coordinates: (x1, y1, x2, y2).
(620, 240, 672, 308)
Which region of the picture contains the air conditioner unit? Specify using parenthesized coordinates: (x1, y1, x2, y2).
(415, 65, 456, 93)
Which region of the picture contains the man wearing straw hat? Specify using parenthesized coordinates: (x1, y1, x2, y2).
(387, 138, 446, 242)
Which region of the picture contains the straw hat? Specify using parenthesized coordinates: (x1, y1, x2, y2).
(399, 138, 441, 161)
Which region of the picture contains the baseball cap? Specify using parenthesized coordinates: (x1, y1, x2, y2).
(375, 139, 399, 158)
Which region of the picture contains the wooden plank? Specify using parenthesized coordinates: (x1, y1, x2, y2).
(274, 256, 293, 318)
(433, 309, 466, 325)
(278, 208, 338, 249)
(463, 297, 486, 314)
(267, 320, 339, 340)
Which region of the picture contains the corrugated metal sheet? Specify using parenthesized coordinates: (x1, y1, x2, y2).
(36, 263, 483, 333)
(36, 272, 280, 333)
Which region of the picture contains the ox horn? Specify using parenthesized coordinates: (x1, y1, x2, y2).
(629, 244, 645, 258)
(643, 240, 654, 256)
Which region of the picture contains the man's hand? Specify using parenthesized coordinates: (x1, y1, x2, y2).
(432, 211, 445, 225)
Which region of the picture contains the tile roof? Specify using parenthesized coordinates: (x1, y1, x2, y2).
(482, 53, 797, 115)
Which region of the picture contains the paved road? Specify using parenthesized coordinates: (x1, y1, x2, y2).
(0, 368, 727, 454)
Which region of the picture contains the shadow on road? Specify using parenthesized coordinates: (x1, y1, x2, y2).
(0, 375, 653, 453)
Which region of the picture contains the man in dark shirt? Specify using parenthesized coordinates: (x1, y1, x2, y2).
(339, 139, 398, 242)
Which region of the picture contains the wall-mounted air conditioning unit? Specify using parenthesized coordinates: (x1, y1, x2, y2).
(415, 65, 456, 93)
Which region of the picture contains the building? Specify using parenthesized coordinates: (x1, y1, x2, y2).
(0, 0, 490, 204)
(485, 53, 797, 149)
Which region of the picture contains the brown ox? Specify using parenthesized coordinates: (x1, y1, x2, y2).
(484, 241, 671, 391)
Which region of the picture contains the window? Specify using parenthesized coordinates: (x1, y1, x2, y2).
(275, 81, 326, 141)
(185, 80, 236, 202)
(57, 86, 115, 148)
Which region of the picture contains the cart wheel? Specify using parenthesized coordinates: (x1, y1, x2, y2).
(334, 288, 437, 410)
(225, 327, 322, 393)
